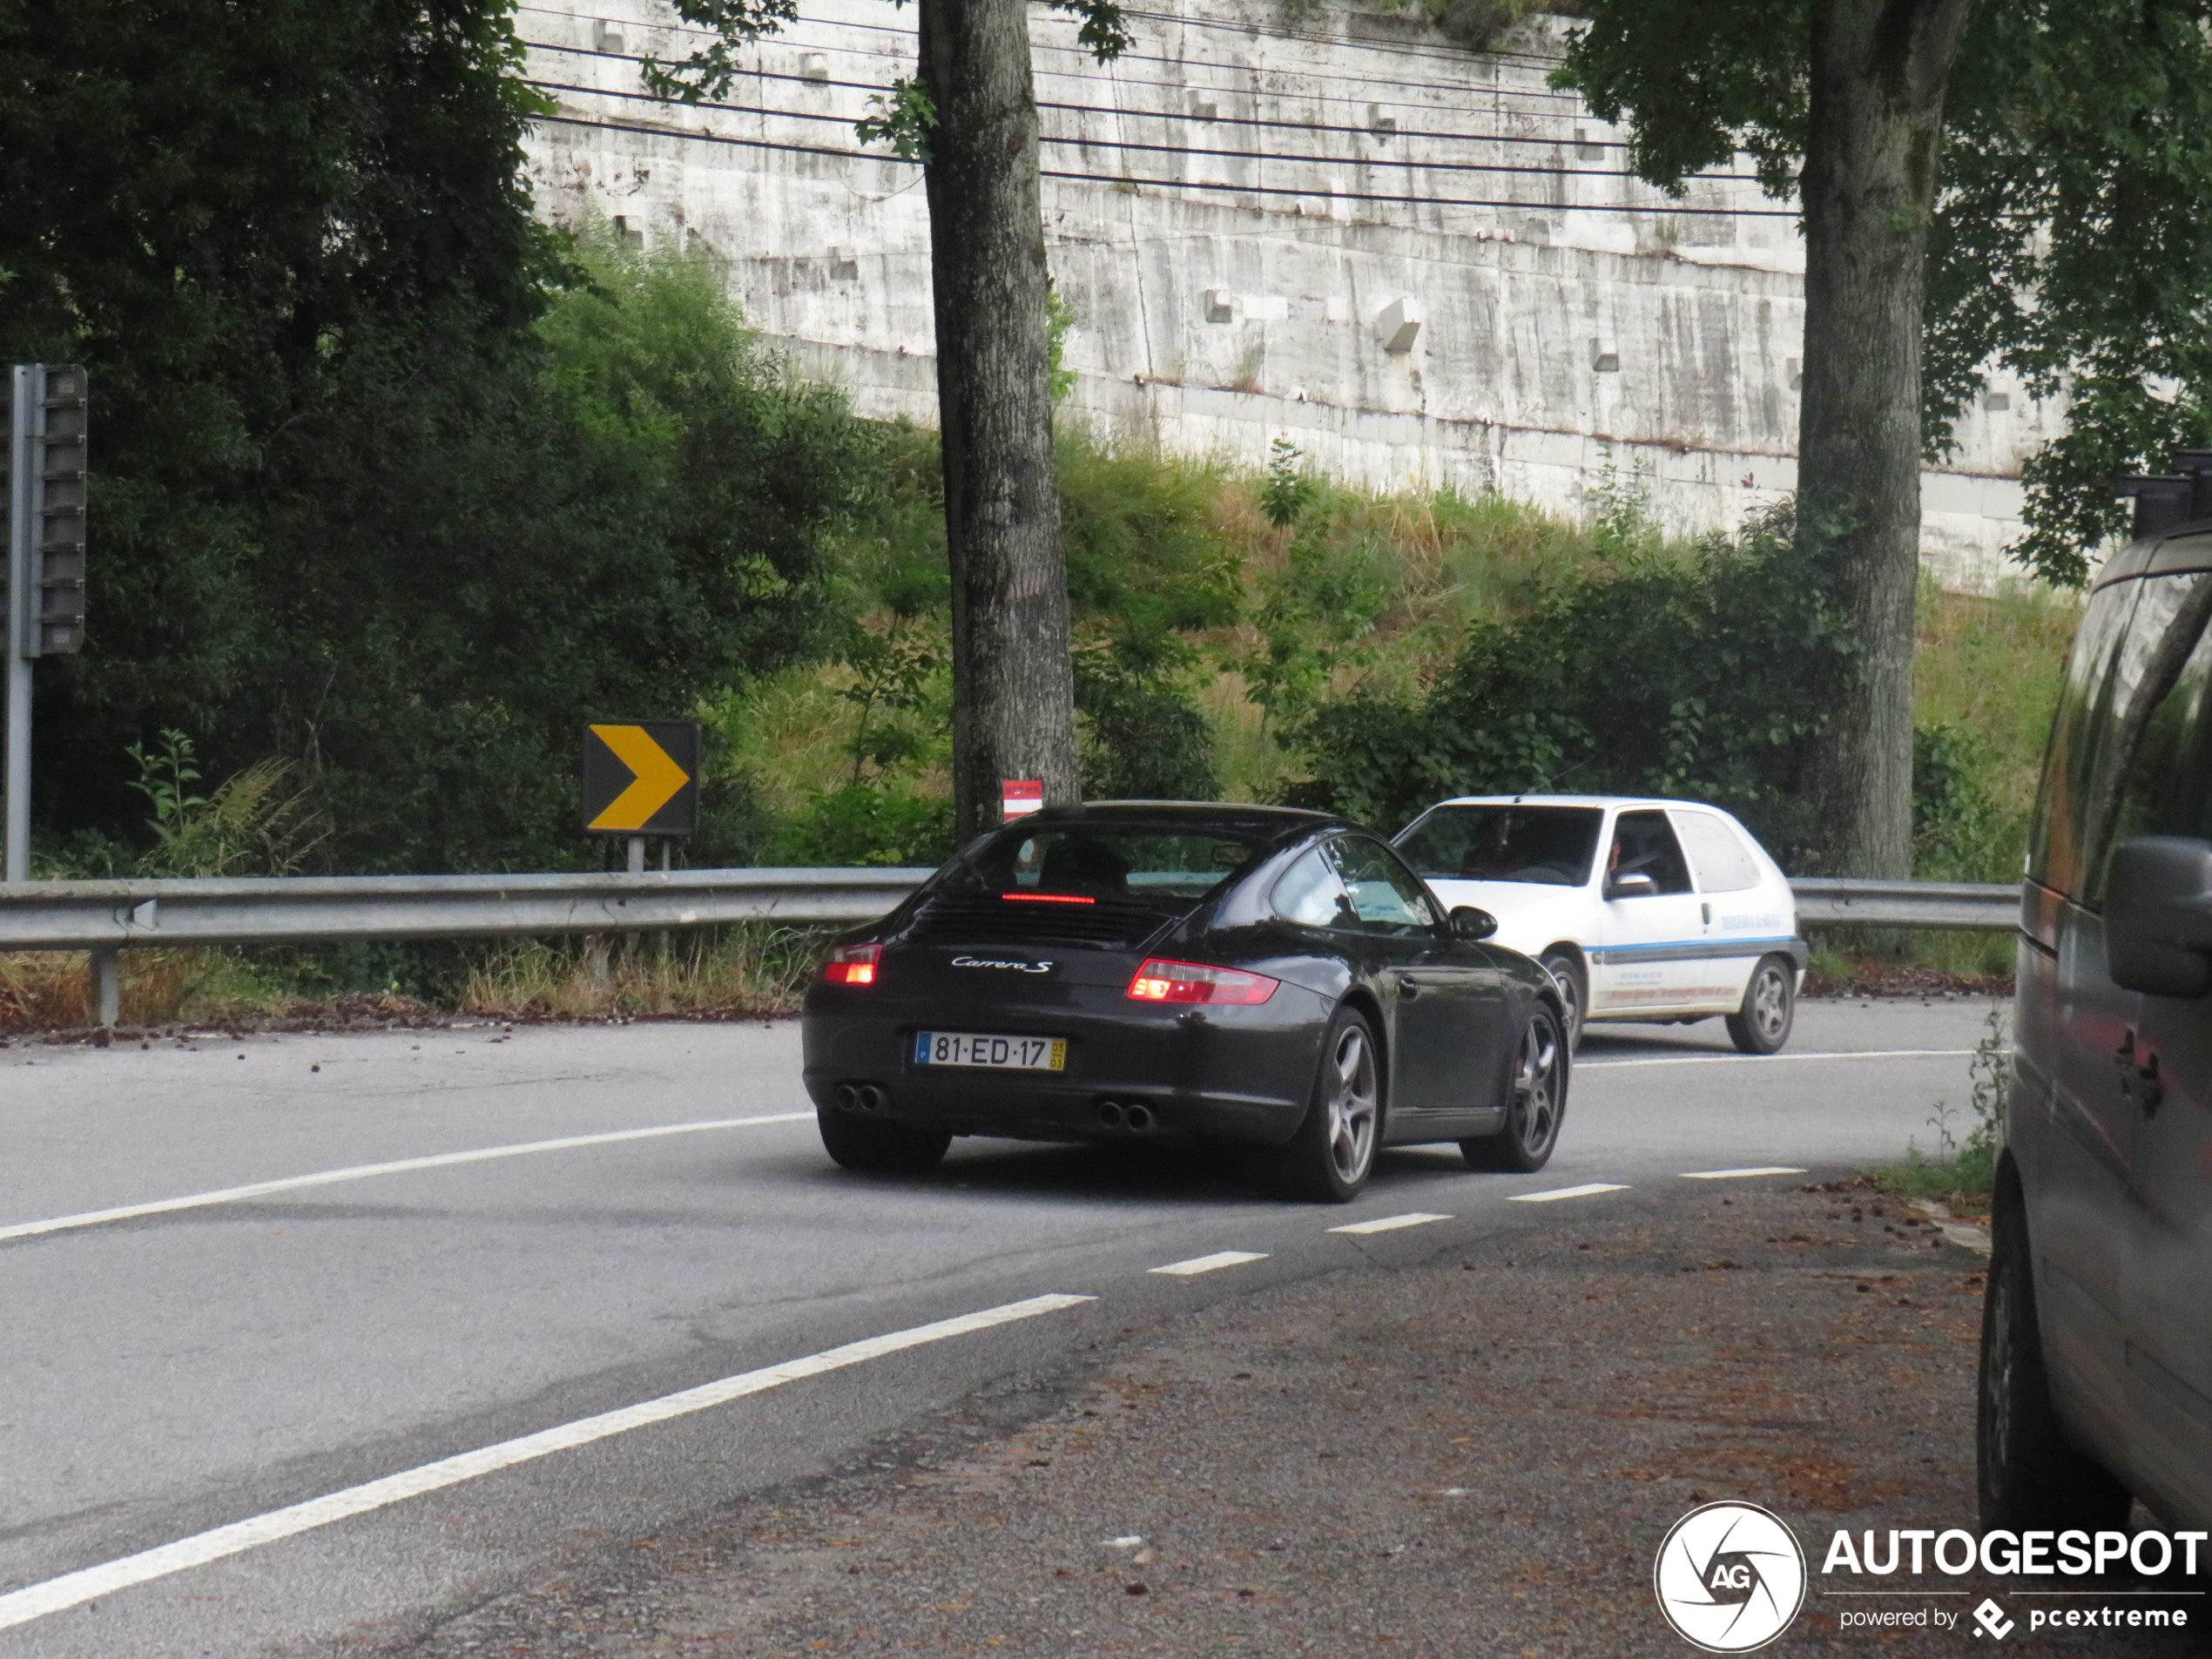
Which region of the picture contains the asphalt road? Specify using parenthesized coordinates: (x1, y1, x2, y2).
(0, 997, 2001, 1658)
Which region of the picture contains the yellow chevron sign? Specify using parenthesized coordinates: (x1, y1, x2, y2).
(582, 721, 698, 835)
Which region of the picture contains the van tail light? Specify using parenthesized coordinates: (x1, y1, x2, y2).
(1126, 959, 1278, 1005)
(820, 943, 882, 987)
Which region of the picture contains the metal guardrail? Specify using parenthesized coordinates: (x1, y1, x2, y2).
(0, 869, 2023, 954)
(0, 867, 2018, 1027)
(0, 867, 934, 952)
(1787, 877, 2019, 932)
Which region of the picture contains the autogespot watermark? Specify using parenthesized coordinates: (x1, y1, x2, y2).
(1658, 1504, 2208, 1648)
(1655, 1501, 1808, 1652)
(1821, 1526, 2203, 1642)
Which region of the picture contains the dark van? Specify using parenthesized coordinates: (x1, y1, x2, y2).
(1981, 508, 2212, 1534)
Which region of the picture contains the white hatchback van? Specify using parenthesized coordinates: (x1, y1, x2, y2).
(1393, 794, 1808, 1052)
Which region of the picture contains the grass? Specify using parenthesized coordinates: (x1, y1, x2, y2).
(1866, 1004, 2010, 1214)
(458, 927, 833, 1019)
(0, 948, 296, 1030)
(7, 924, 840, 1033)
(1914, 574, 2081, 801)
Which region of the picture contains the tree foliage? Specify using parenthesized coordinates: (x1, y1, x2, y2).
(1561, 0, 2212, 587)
(1929, 0, 2212, 583)
(1290, 508, 1857, 865)
(0, 0, 874, 873)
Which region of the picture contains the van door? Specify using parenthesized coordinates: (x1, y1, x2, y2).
(2107, 577, 2212, 1518)
(2017, 575, 2149, 1446)
(1592, 809, 1706, 1015)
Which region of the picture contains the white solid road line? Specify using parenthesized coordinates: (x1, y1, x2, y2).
(1150, 1251, 1269, 1276)
(1328, 1212, 1452, 1235)
(1509, 1184, 1631, 1204)
(1681, 1167, 1809, 1180)
(1578, 1049, 1972, 1069)
(0, 1113, 816, 1246)
(0, 1291, 1094, 1632)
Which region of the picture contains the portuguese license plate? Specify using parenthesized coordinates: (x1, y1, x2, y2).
(914, 1031, 1067, 1071)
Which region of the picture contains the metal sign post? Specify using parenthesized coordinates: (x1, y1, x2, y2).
(3, 363, 87, 887)
(5, 367, 32, 884)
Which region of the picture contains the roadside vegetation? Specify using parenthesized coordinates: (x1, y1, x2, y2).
(1870, 1005, 2011, 1216)
(13, 232, 2078, 1024)
(20, 421, 2074, 1026)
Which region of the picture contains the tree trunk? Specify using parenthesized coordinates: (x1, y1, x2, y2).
(916, 0, 1081, 846)
(1796, 0, 1972, 880)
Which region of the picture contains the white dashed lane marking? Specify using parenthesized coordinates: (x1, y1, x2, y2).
(0, 1292, 1094, 1633)
(1681, 1167, 1808, 1180)
(1328, 1212, 1453, 1235)
(1150, 1251, 1269, 1276)
(1509, 1184, 1631, 1204)
(1578, 1049, 1971, 1069)
(0, 1113, 815, 1246)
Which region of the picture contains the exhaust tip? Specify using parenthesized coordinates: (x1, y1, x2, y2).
(857, 1084, 885, 1113)
(1124, 1103, 1154, 1133)
(834, 1083, 860, 1111)
(1096, 1100, 1124, 1130)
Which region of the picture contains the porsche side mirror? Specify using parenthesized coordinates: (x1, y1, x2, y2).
(1606, 872, 1657, 900)
(2108, 835, 2212, 998)
(1450, 905, 1498, 941)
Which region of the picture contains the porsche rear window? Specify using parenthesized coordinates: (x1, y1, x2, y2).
(964, 826, 1265, 901)
(1396, 806, 1602, 887)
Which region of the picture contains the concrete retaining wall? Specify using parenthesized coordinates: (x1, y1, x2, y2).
(518, 0, 2058, 590)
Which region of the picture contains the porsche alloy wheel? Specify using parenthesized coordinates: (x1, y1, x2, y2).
(1271, 1006, 1380, 1203)
(1463, 1007, 1567, 1173)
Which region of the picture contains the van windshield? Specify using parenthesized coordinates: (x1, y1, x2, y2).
(1396, 806, 1603, 887)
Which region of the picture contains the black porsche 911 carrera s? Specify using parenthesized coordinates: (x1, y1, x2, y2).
(799, 802, 1569, 1201)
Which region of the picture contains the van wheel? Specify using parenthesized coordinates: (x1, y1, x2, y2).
(1978, 1190, 2133, 1531)
(1539, 950, 1586, 1051)
(1725, 954, 1795, 1055)
(817, 1103, 952, 1174)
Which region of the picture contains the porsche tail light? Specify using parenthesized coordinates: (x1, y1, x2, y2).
(820, 943, 882, 987)
(1126, 959, 1278, 1006)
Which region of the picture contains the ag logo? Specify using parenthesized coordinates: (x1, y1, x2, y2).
(1654, 1501, 1806, 1652)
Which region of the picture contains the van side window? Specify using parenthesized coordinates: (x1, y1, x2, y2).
(2058, 572, 2212, 907)
(2031, 581, 2144, 898)
(2108, 610, 2212, 874)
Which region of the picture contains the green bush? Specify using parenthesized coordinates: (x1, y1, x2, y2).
(1075, 656, 1220, 800)
(49, 223, 872, 873)
(770, 782, 955, 868)
(1912, 722, 2021, 882)
(1290, 504, 1858, 860)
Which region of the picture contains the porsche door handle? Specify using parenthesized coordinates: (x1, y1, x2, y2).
(1397, 974, 1421, 1000)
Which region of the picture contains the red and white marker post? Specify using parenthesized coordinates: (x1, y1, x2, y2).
(1001, 780, 1043, 822)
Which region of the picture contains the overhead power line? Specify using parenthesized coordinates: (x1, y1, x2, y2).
(528, 74, 1770, 193)
(522, 36, 1767, 185)
(518, 4, 1616, 119)
(532, 108, 1799, 217)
